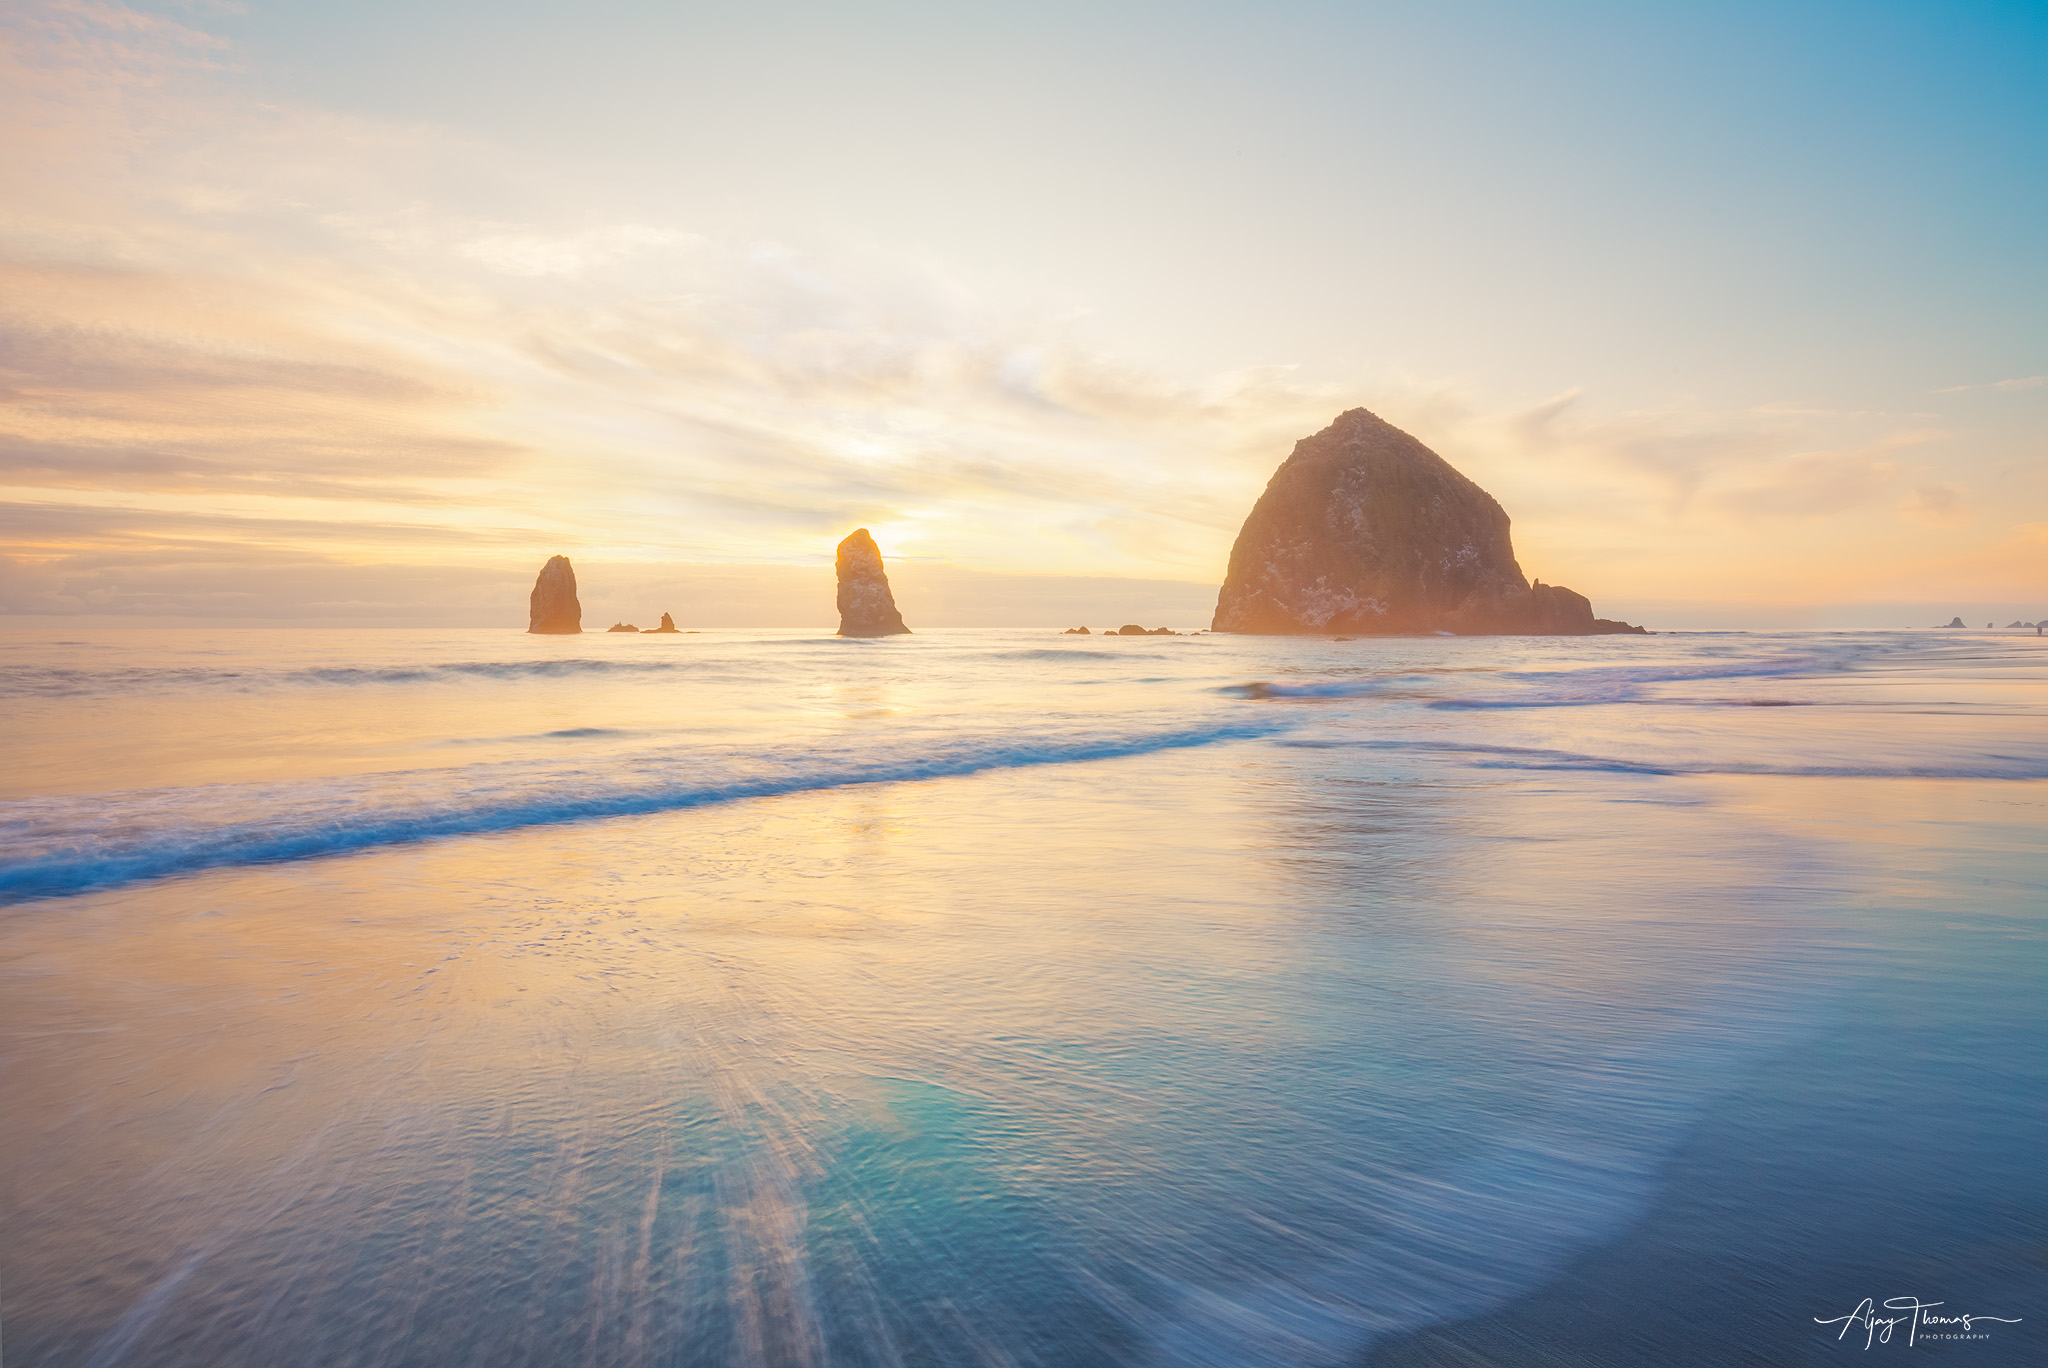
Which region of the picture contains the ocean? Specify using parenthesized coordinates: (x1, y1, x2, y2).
(3, 625, 2043, 1366)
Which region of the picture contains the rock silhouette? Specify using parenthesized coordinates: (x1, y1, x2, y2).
(605, 622, 638, 633)
(1063, 626, 1092, 634)
(528, 555, 582, 634)
(644, 612, 681, 634)
(1942, 617, 1966, 628)
(836, 529, 910, 637)
(1212, 409, 1644, 636)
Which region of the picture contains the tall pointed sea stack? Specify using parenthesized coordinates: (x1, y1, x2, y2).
(835, 529, 910, 637)
(527, 555, 582, 634)
(1212, 409, 1643, 635)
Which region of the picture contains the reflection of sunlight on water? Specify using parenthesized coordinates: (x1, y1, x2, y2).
(7, 740, 1861, 1366)
(2, 628, 2043, 1365)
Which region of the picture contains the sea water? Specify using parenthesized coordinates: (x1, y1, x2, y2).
(2, 626, 2043, 1366)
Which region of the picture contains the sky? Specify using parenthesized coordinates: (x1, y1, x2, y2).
(2, 0, 2043, 627)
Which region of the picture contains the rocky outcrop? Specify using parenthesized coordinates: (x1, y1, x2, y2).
(1212, 409, 1645, 636)
(605, 622, 638, 632)
(1113, 624, 1178, 635)
(836, 529, 910, 637)
(644, 612, 681, 633)
(1942, 617, 1965, 628)
(1064, 626, 1092, 634)
(528, 555, 582, 634)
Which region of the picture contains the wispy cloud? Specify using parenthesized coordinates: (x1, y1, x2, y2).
(3, 0, 2039, 620)
(1935, 375, 2045, 394)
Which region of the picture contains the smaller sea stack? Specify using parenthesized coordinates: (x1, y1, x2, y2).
(528, 555, 582, 634)
(835, 529, 910, 637)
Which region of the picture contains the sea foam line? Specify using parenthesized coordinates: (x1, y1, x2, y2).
(1235, 654, 1835, 707)
(1275, 737, 2048, 780)
(0, 656, 733, 699)
(0, 719, 1290, 904)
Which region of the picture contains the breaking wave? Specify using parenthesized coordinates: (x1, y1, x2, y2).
(0, 718, 1291, 904)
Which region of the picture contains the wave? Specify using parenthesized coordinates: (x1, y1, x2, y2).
(0, 657, 727, 698)
(1221, 675, 1438, 699)
(1142, 969, 1830, 1367)
(1437, 655, 1833, 708)
(992, 649, 1148, 662)
(1236, 654, 1834, 709)
(435, 726, 642, 747)
(1276, 737, 2048, 780)
(0, 718, 1291, 904)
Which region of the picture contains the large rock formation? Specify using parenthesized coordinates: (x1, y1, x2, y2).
(528, 555, 582, 634)
(835, 529, 910, 637)
(1212, 409, 1644, 636)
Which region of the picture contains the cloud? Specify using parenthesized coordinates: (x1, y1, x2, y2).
(454, 225, 700, 277)
(3, 0, 2038, 619)
(1899, 483, 1968, 526)
(1935, 375, 2045, 394)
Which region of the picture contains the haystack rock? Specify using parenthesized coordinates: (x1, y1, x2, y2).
(1212, 409, 1645, 636)
(836, 529, 910, 637)
(528, 555, 582, 634)
(644, 612, 681, 633)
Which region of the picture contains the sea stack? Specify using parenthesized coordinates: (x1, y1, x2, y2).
(644, 612, 681, 634)
(1211, 409, 1644, 635)
(835, 529, 910, 637)
(528, 555, 582, 634)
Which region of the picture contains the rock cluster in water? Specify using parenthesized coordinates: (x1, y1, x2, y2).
(644, 612, 681, 634)
(528, 555, 582, 634)
(1211, 409, 1645, 636)
(836, 529, 910, 637)
(605, 622, 638, 632)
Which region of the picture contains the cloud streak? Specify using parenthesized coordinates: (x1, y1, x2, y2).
(2, 0, 2040, 620)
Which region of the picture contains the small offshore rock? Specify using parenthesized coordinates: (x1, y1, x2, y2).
(1063, 626, 1092, 634)
(643, 612, 681, 633)
(528, 555, 582, 634)
(605, 622, 638, 633)
(836, 529, 910, 637)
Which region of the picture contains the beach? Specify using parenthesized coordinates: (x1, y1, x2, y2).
(3, 626, 2042, 1366)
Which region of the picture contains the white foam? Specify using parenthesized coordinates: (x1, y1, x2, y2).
(0, 718, 1292, 903)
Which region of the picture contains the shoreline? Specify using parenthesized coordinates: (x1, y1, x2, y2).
(1364, 788, 2048, 1367)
